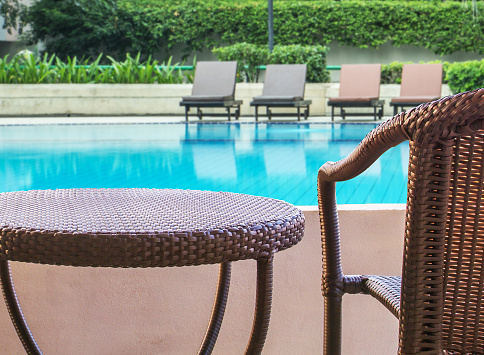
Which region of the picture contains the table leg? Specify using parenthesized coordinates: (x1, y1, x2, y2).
(0, 260, 42, 355)
(198, 262, 231, 355)
(245, 257, 273, 355)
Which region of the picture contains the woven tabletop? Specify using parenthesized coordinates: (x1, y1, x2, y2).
(0, 188, 304, 268)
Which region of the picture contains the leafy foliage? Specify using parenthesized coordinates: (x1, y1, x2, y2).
(445, 60, 484, 94)
(381, 62, 407, 84)
(269, 45, 330, 83)
(213, 43, 270, 83)
(3, 1, 483, 60)
(213, 43, 329, 83)
(0, 52, 190, 84)
(21, 0, 131, 61)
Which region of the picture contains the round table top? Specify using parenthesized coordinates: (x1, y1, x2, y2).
(0, 188, 304, 267)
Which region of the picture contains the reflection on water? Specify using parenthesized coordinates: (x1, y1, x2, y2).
(0, 123, 409, 205)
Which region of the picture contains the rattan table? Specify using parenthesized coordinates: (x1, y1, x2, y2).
(0, 188, 304, 355)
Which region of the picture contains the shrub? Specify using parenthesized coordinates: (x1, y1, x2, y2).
(381, 62, 407, 85)
(212, 43, 269, 83)
(213, 43, 329, 83)
(5, 1, 483, 60)
(445, 60, 484, 94)
(269, 45, 330, 83)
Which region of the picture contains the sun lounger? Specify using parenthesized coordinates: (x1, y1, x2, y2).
(180, 61, 242, 121)
(250, 64, 312, 121)
(390, 63, 443, 115)
(327, 64, 384, 121)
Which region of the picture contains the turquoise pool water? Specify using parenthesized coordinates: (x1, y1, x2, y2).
(0, 122, 408, 205)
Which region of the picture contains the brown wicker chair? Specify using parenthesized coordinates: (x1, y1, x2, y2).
(318, 88, 484, 354)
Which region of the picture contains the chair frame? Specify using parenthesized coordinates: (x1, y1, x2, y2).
(318, 88, 484, 354)
(251, 100, 311, 122)
(180, 101, 241, 122)
(329, 100, 384, 121)
(328, 64, 384, 122)
(179, 61, 242, 121)
(250, 64, 311, 121)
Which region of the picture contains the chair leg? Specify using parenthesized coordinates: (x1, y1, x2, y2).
(198, 262, 231, 355)
(0, 260, 42, 355)
(305, 105, 309, 120)
(267, 107, 272, 121)
(244, 257, 273, 355)
(373, 106, 377, 121)
(255, 106, 259, 122)
(297, 107, 301, 121)
(227, 107, 231, 121)
(236, 105, 240, 120)
(341, 108, 345, 120)
(185, 106, 190, 122)
(331, 106, 335, 122)
(324, 296, 343, 355)
(393, 106, 398, 116)
(197, 107, 203, 120)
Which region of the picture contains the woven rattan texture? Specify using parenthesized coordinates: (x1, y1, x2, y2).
(0, 188, 304, 267)
(318, 88, 484, 354)
(363, 276, 401, 318)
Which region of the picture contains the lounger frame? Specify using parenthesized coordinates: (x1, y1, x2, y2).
(328, 100, 384, 121)
(251, 100, 311, 121)
(180, 100, 242, 121)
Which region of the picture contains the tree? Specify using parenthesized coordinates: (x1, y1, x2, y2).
(0, 0, 27, 35)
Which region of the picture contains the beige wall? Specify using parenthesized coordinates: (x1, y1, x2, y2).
(0, 83, 452, 118)
(0, 205, 405, 354)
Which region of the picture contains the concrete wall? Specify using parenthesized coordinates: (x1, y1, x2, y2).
(0, 83, 453, 117)
(0, 204, 405, 355)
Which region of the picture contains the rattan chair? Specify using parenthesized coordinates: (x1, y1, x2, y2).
(318, 88, 484, 354)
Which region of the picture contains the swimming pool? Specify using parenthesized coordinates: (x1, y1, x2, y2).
(0, 122, 408, 205)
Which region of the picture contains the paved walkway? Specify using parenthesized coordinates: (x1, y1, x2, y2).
(0, 115, 391, 125)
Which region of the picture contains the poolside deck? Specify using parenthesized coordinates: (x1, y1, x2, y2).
(0, 114, 392, 125)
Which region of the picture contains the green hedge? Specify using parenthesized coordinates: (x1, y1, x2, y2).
(213, 43, 330, 83)
(445, 61, 484, 94)
(17, 0, 484, 60)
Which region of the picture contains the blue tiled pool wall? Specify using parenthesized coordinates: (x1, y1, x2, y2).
(0, 122, 409, 205)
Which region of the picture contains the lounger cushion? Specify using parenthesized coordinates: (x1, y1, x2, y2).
(182, 95, 234, 102)
(252, 95, 303, 103)
(338, 64, 382, 99)
(184, 61, 238, 101)
(261, 64, 307, 98)
(328, 96, 378, 103)
(399, 64, 442, 98)
(390, 96, 439, 104)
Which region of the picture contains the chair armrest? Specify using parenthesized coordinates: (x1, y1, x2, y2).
(318, 115, 410, 183)
(318, 113, 409, 297)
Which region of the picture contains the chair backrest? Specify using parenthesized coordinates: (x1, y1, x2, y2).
(338, 64, 381, 98)
(318, 88, 484, 353)
(400, 63, 443, 97)
(191, 61, 237, 98)
(261, 64, 307, 97)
